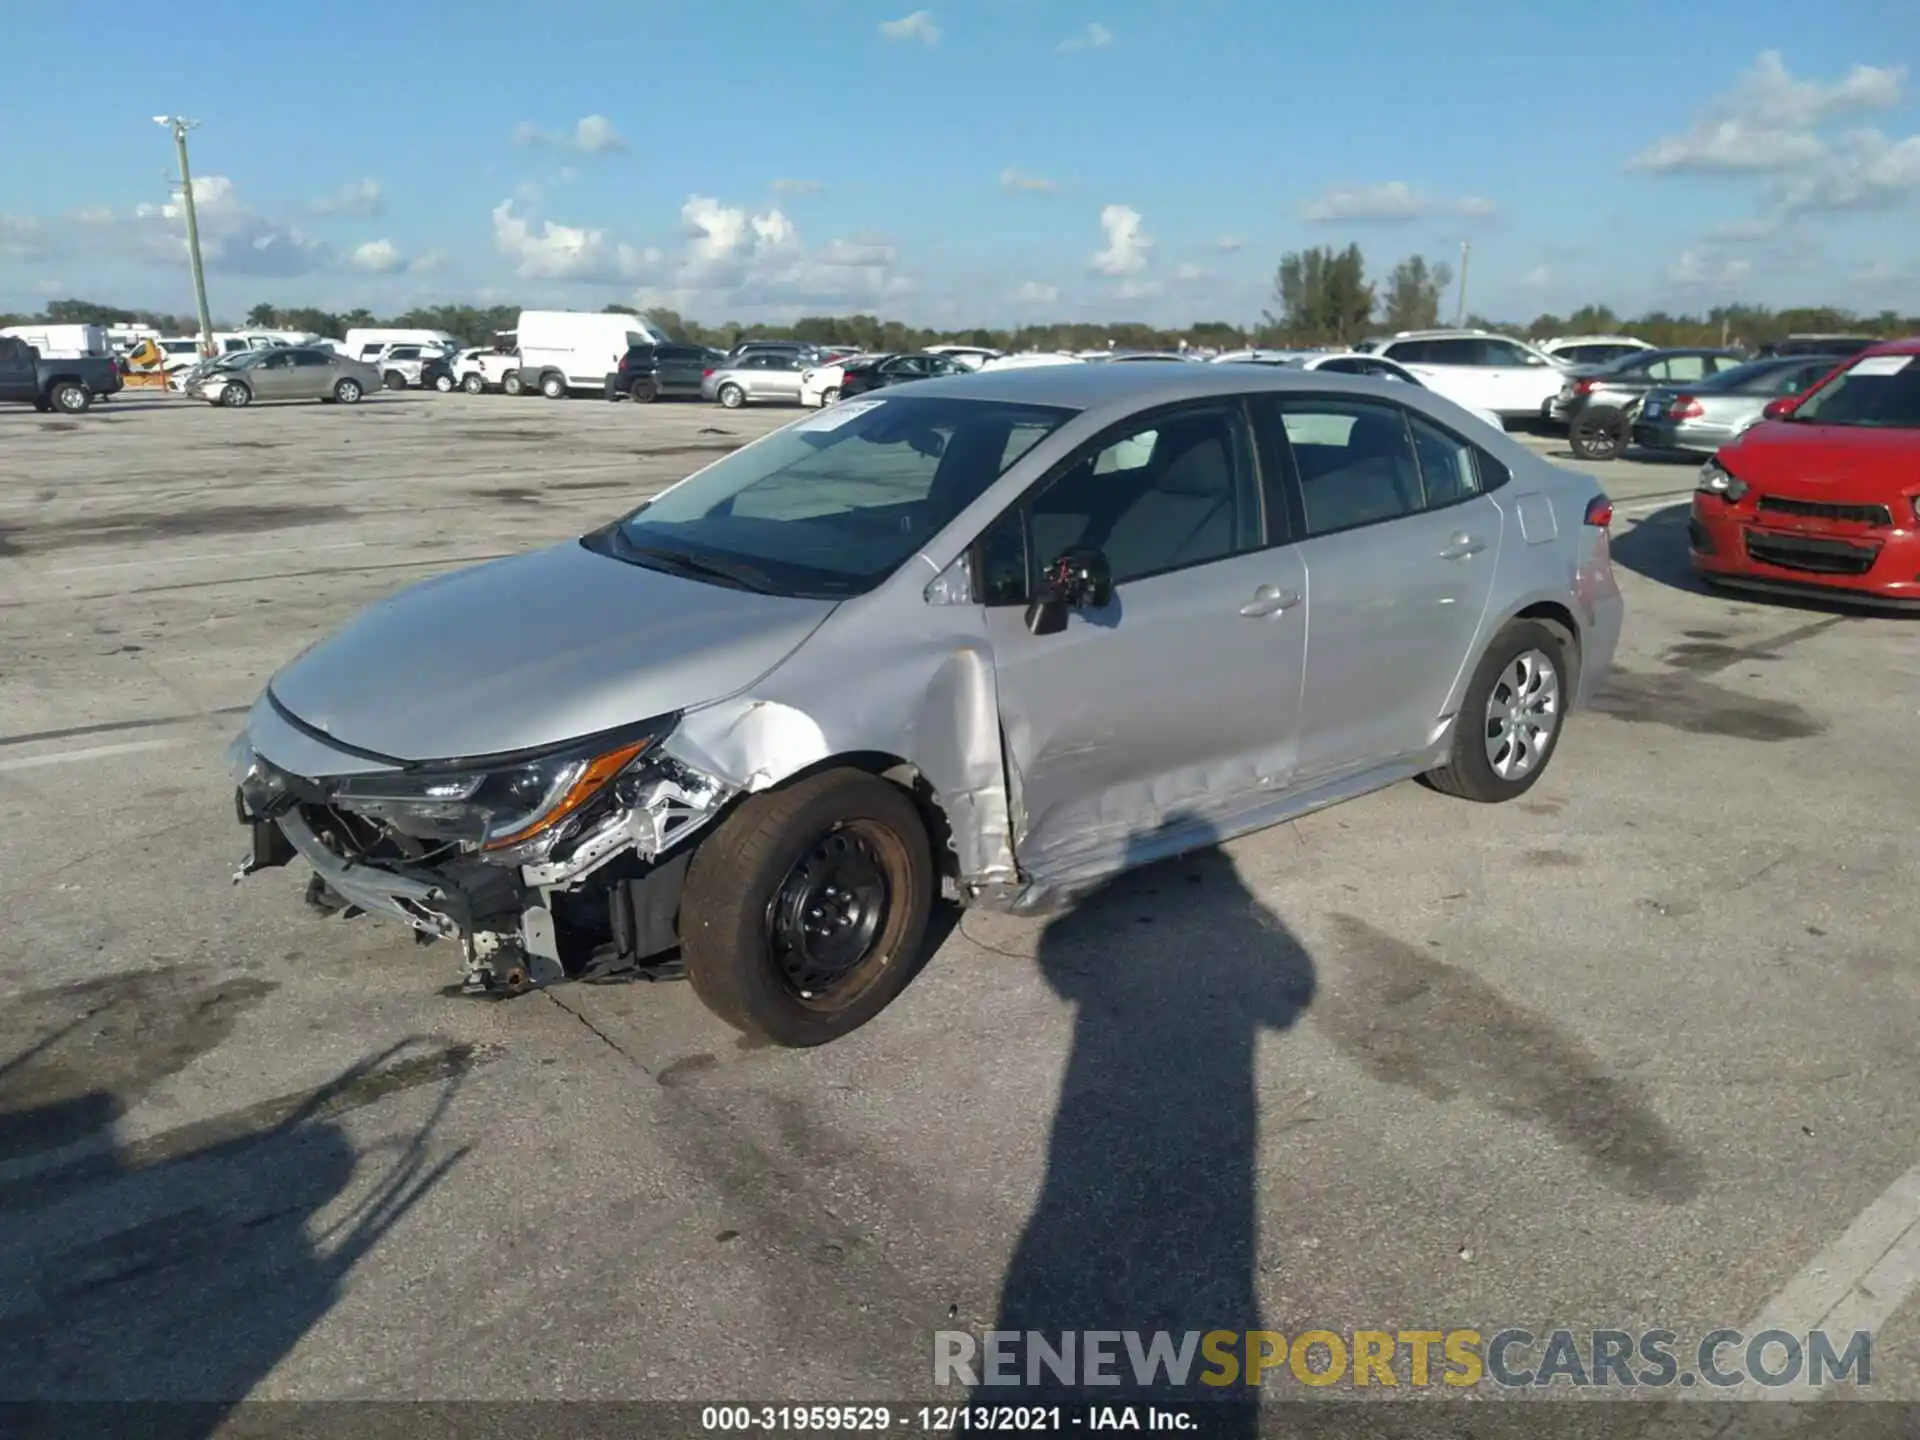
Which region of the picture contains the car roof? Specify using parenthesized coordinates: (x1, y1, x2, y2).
(1861, 337, 1920, 357)
(906, 354, 1493, 416)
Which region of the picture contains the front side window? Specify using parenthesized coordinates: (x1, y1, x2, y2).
(599, 396, 1074, 598)
(1480, 339, 1538, 368)
(1020, 406, 1263, 587)
(1267, 399, 1425, 535)
(293, 350, 331, 367)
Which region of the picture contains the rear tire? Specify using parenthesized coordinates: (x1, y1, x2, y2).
(383, 370, 407, 392)
(462, 373, 486, 394)
(820, 386, 840, 406)
(333, 378, 362, 404)
(502, 372, 525, 397)
(717, 383, 744, 409)
(629, 378, 659, 404)
(433, 373, 455, 393)
(1423, 620, 1571, 803)
(680, 769, 934, 1048)
(49, 382, 90, 414)
(540, 373, 567, 400)
(1569, 407, 1627, 461)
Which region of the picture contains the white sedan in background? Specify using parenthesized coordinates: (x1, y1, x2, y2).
(799, 354, 882, 407)
(1226, 350, 1507, 432)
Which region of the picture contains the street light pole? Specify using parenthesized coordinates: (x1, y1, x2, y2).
(154, 116, 215, 357)
(1454, 240, 1471, 329)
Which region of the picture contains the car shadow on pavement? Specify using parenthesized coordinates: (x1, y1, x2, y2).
(984, 817, 1317, 1432)
(0, 985, 471, 1439)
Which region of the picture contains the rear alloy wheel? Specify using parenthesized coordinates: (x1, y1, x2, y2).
(502, 372, 525, 397)
(50, 382, 90, 414)
(1423, 620, 1569, 803)
(433, 373, 455, 393)
(628, 378, 658, 404)
(383, 371, 407, 392)
(541, 374, 567, 400)
(717, 382, 745, 409)
(462, 373, 486, 394)
(333, 378, 362, 404)
(680, 769, 934, 1047)
(1569, 406, 1627, 461)
(220, 382, 253, 409)
(820, 386, 840, 407)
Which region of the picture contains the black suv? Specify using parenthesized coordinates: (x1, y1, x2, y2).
(606, 343, 710, 403)
(837, 352, 966, 399)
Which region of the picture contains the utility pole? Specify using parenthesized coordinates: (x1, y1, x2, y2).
(153, 116, 216, 358)
(1454, 240, 1471, 328)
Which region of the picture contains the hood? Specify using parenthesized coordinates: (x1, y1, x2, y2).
(1724, 422, 1920, 506)
(268, 540, 837, 763)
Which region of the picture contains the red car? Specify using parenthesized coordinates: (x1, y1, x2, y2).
(1689, 338, 1920, 608)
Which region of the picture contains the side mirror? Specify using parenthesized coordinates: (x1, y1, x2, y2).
(1025, 546, 1114, 635)
(1762, 397, 1798, 421)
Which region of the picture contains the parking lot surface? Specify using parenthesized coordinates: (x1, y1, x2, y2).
(2, 391, 1917, 1423)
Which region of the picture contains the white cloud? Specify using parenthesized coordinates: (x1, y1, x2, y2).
(350, 239, 405, 273)
(999, 166, 1058, 195)
(511, 114, 629, 155)
(310, 179, 384, 218)
(1628, 51, 1905, 175)
(132, 174, 332, 277)
(1090, 204, 1152, 276)
(1707, 215, 1783, 242)
(1115, 279, 1161, 301)
(879, 10, 940, 44)
(1300, 181, 1496, 223)
(1057, 21, 1114, 52)
(1013, 281, 1058, 305)
(1769, 128, 1920, 212)
(1667, 246, 1754, 289)
(1173, 263, 1207, 283)
(1214, 234, 1245, 253)
(490, 200, 655, 282)
(771, 178, 824, 195)
(409, 248, 449, 275)
(1520, 264, 1553, 289)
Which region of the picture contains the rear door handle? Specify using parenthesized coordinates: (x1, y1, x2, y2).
(1439, 533, 1486, 560)
(1240, 584, 1301, 617)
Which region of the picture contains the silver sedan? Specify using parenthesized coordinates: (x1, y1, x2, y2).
(701, 351, 807, 408)
(189, 346, 384, 408)
(228, 363, 1622, 1045)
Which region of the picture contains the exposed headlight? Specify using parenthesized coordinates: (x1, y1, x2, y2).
(330, 717, 678, 862)
(1696, 457, 1748, 503)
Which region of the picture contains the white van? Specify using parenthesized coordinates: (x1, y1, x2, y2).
(513, 310, 670, 398)
(0, 324, 110, 358)
(341, 328, 461, 365)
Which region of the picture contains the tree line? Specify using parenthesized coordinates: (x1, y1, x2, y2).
(7, 253, 1917, 355)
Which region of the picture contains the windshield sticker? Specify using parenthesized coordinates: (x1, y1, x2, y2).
(1847, 355, 1913, 376)
(793, 398, 885, 432)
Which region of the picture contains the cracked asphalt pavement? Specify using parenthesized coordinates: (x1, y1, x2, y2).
(1, 392, 1916, 1427)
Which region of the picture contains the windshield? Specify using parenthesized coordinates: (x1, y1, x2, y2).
(1789, 354, 1920, 428)
(593, 395, 1074, 598)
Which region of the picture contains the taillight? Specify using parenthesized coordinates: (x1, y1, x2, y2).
(702, 368, 714, 378)
(1584, 495, 1613, 529)
(1573, 378, 1599, 396)
(1668, 396, 1704, 420)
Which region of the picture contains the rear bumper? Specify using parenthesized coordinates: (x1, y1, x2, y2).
(1689, 494, 1920, 606)
(1632, 420, 1728, 453)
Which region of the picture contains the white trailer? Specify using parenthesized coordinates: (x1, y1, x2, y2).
(0, 324, 110, 358)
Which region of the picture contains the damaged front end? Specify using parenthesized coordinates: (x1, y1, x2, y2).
(229, 707, 734, 995)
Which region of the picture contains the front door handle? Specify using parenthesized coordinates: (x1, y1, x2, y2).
(1240, 584, 1301, 617)
(1439, 533, 1486, 560)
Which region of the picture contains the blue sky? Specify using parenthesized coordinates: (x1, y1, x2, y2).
(3, 0, 1918, 327)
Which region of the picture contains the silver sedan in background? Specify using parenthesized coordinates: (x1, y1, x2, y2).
(228, 364, 1622, 1046)
(1633, 354, 1846, 454)
(702, 350, 808, 408)
(188, 346, 384, 408)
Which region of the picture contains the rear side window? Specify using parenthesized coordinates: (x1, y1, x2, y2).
(1427, 339, 1484, 366)
(1408, 415, 1481, 509)
(1384, 340, 1431, 363)
(1262, 399, 1425, 536)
